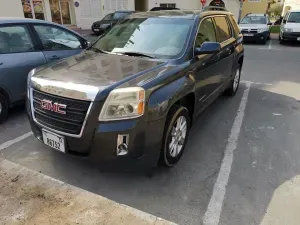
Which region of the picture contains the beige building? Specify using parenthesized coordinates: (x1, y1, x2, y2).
(241, 0, 268, 18)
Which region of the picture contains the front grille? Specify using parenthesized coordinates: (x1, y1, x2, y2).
(32, 90, 91, 135)
(242, 29, 258, 34)
(286, 32, 300, 37)
(93, 24, 100, 28)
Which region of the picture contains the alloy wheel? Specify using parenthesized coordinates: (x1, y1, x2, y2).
(169, 116, 187, 157)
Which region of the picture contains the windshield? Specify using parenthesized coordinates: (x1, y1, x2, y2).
(240, 16, 267, 24)
(92, 18, 193, 59)
(287, 12, 300, 23)
(112, 12, 131, 20)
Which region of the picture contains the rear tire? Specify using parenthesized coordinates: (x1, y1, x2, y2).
(224, 64, 241, 96)
(0, 93, 8, 124)
(160, 105, 190, 167)
(279, 35, 284, 44)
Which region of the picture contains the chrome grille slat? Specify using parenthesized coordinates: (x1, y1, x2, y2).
(32, 90, 91, 136)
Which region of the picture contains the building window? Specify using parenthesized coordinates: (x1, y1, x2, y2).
(248, 0, 261, 2)
(160, 3, 176, 8)
(21, 0, 45, 20)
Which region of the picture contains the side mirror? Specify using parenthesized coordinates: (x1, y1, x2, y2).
(267, 22, 272, 25)
(84, 41, 92, 49)
(283, 19, 287, 24)
(195, 42, 221, 55)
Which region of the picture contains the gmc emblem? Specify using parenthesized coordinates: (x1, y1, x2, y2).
(41, 100, 67, 115)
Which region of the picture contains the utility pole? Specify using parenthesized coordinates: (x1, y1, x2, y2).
(238, 0, 244, 23)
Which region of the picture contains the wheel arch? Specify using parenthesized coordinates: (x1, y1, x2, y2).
(147, 75, 196, 122)
(0, 86, 11, 106)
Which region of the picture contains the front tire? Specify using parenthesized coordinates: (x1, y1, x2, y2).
(160, 105, 190, 167)
(224, 64, 241, 96)
(0, 93, 8, 124)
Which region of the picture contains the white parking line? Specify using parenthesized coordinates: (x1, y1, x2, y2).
(268, 39, 272, 49)
(0, 132, 33, 151)
(203, 82, 251, 225)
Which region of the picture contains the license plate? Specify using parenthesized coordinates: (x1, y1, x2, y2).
(297, 37, 300, 41)
(42, 129, 65, 153)
(94, 29, 99, 31)
(243, 33, 254, 36)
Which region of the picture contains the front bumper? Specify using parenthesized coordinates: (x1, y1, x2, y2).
(26, 97, 165, 169)
(242, 31, 269, 42)
(281, 32, 300, 41)
(91, 26, 106, 35)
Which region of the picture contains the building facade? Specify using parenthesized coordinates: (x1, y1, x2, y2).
(2, 0, 240, 29)
(282, 0, 300, 16)
(241, 0, 268, 18)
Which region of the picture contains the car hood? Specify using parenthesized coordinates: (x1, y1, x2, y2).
(239, 24, 268, 29)
(30, 50, 168, 101)
(284, 23, 300, 31)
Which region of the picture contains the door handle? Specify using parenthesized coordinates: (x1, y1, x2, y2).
(0, 62, 3, 66)
(49, 55, 60, 60)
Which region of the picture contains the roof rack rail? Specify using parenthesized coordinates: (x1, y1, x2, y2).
(202, 6, 228, 12)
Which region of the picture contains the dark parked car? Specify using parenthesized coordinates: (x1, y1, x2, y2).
(27, 10, 244, 169)
(0, 18, 89, 123)
(91, 11, 135, 35)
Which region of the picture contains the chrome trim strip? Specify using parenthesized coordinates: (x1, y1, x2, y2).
(30, 88, 93, 138)
(31, 77, 99, 101)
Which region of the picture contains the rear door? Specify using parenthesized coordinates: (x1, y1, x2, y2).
(32, 24, 86, 62)
(0, 24, 46, 103)
(213, 16, 235, 87)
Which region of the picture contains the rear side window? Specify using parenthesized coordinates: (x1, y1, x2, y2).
(0, 25, 34, 54)
(228, 15, 240, 37)
(214, 16, 231, 43)
(195, 18, 217, 48)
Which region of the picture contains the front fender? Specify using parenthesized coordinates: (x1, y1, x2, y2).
(147, 75, 195, 121)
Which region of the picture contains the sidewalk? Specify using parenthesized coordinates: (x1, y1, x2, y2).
(0, 159, 176, 225)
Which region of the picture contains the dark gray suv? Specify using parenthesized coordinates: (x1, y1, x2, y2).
(27, 10, 244, 169)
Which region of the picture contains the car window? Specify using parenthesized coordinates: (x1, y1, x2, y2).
(287, 12, 300, 23)
(195, 18, 217, 48)
(0, 25, 34, 54)
(103, 13, 113, 20)
(34, 25, 82, 50)
(228, 15, 240, 37)
(112, 12, 130, 20)
(93, 18, 193, 59)
(214, 16, 231, 43)
(240, 16, 267, 24)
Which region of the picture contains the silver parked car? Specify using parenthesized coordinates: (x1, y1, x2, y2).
(0, 18, 90, 123)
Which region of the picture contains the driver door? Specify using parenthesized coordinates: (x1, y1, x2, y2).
(32, 24, 85, 62)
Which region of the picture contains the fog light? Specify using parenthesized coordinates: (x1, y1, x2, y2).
(117, 134, 129, 156)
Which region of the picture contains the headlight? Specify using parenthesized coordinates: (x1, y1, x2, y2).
(27, 68, 36, 98)
(283, 28, 293, 32)
(99, 87, 145, 121)
(258, 28, 268, 33)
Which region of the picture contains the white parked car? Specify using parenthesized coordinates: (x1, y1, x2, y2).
(279, 10, 300, 44)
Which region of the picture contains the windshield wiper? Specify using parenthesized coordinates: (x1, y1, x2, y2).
(116, 51, 156, 59)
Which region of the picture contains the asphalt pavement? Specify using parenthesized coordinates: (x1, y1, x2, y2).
(1, 37, 300, 225)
